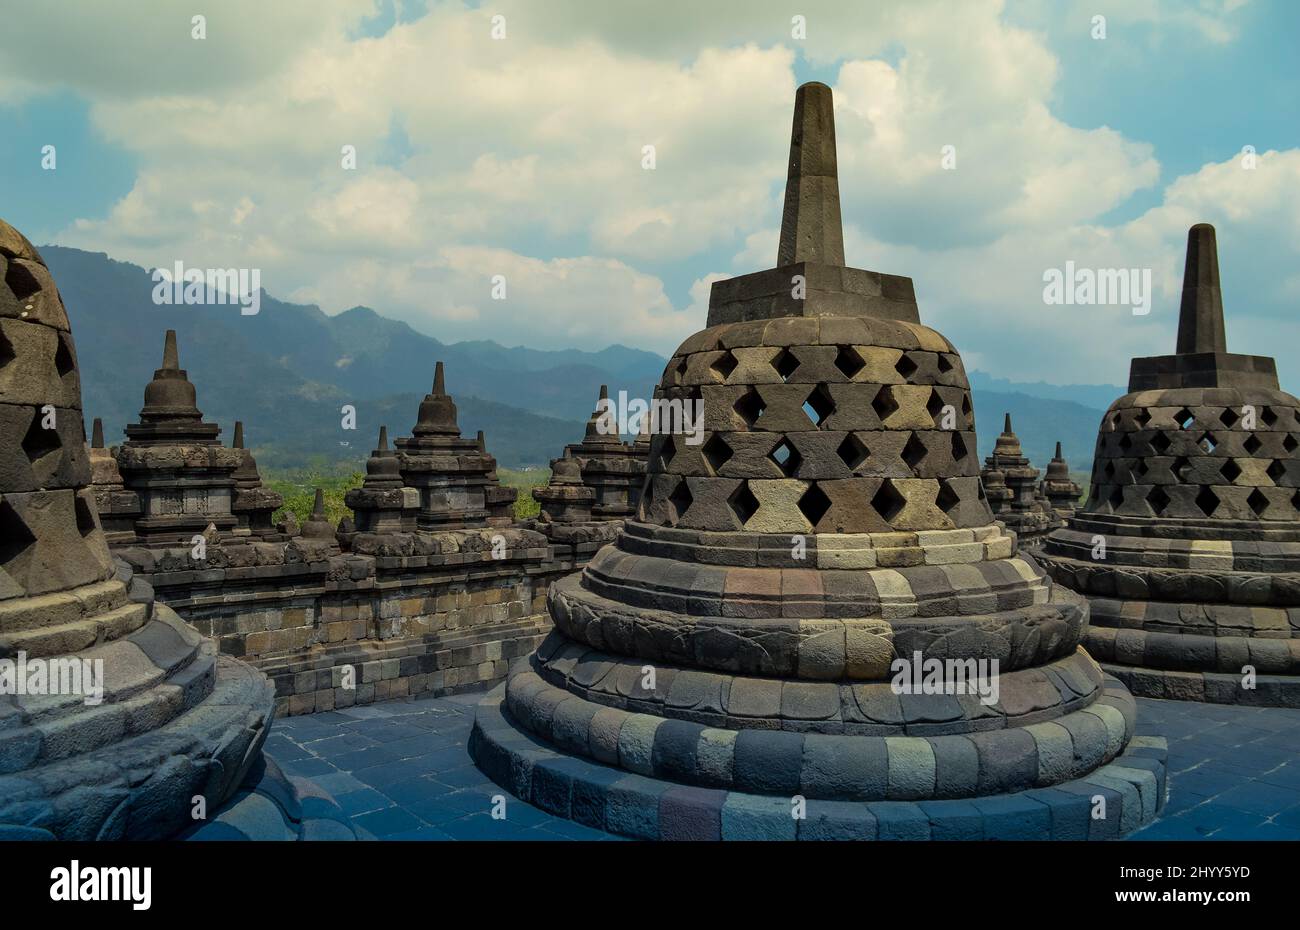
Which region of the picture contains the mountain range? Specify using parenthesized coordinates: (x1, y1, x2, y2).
(44, 246, 1114, 474)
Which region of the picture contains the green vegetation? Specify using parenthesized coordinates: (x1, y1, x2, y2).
(264, 466, 551, 526)
(500, 467, 549, 520)
(266, 468, 364, 526)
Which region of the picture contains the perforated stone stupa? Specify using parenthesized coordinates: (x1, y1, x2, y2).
(396, 361, 517, 529)
(470, 83, 1166, 841)
(0, 218, 357, 840)
(1041, 224, 1300, 706)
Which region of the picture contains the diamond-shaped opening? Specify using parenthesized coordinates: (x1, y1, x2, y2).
(22, 411, 61, 465)
(54, 332, 76, 378)
(0, 330, 15, 369)
(1119, 433, 1133, 451)
(1135, 459, 1149, 478)
(0, 498, 36, 567)
(1109, 411, 1121, 430)
(894, 353, 918, 381)
(1108, 484, 1125, 511)
(902, 433, 928, 471)
(733, 388, 766, 428)
(1219, 460, 1242, 483)
(1176, 408, 1195, 430)
(1195, 485, 1220, 517)
(936, 479, 960, 514)
(1262, 406, 1278, 427)
(871, 479, 906, 523)
(937, 354, 954, 374)
(1248, 488, 1269, 517)
(837, 433, 869, 470)
(1219, 408, 1239, 429)
(871, 385, 899, 423)
(1267, 459, 1286, 483)
(5, 259, 41, 304)
(1244, 434, 1263, 455)
(769, 437, 802, 477)
(802, 384, 835, 427)
(727, 481, 760, 526)
(1172, 456, 1190, 481)
(834, 345, 865, 379)
(772, 348, 799, 383)
(1135, 409, 1152, 428)
(710, 350, 738, 382)
(1103, 460, 1116, 480)
(1284, 434, 1299, 453)
(1198, 432, 1217, 454)
(950, 431, 968, 463)
(1152, 432, 1173, 454)
(668, 479, 693, 525)
(654, 434, 677, 472)
(673, 356, 689, 385)
(74, 494, 98, 538)
(701, 433, 733, 475)
(960, 393, 972, 419)
(797, 482, 832, 526)
(1147, 485, 1171, 515)
(926, 388, 946, 425)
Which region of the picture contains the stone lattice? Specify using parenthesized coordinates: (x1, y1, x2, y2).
(469, 83, 1166, 841)
(1040, 224, 1300, 706)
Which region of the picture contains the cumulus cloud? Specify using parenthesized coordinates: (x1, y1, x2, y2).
(2, 0, 1281, 383)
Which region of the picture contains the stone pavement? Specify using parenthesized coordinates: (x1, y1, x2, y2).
(257, 690, 1300, 841)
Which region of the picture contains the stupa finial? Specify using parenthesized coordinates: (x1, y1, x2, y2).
(91, 417, 104, 449)
(433, 360, 446, 395)
(162, 329, 180, 370)
(1176, 223, 1227, 355)
(777, 81, 845, 267)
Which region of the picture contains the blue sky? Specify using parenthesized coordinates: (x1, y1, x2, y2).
(2, 0, 1297, 390)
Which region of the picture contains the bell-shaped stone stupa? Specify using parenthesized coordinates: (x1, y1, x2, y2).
(0, 218, 357, 840)
(1041, 224, 1300, 706)
(469, 83, 1167, 840)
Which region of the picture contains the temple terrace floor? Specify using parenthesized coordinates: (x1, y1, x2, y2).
(242, 691, 1300, 841)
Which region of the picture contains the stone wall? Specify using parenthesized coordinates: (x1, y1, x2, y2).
(117, 535, 572, 717)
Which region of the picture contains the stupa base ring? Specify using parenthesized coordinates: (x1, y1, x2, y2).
(469, 684, 1168, 840)
(1098, 660, 1300, 707)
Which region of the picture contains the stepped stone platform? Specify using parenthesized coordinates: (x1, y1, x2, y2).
(1040, 225, 1300, 706)
(469, 82, 1166, 840)
(0, 216, 357, 840)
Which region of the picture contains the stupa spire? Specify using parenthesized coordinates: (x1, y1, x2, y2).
(777, 81, 845, 267)
(162, 328, 180, 370)
(1175, 223, 1227, 355)
(91, 416, 104, 449)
